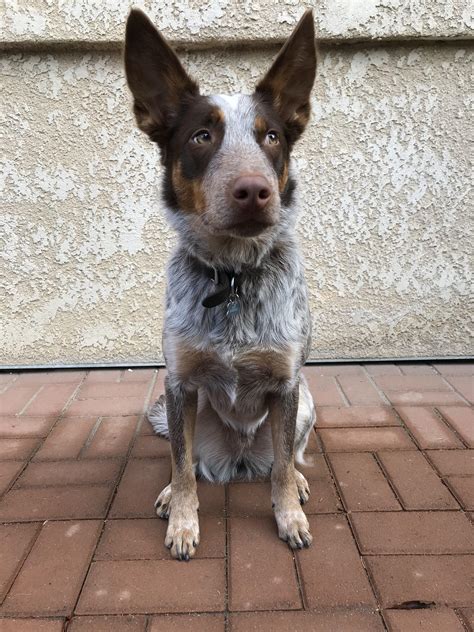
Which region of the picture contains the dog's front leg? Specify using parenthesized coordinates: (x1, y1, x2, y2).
(269, 385, 313, 549)
(164, 377, 199, 560)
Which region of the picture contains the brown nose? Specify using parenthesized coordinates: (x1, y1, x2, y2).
(231, 175, 271, 214)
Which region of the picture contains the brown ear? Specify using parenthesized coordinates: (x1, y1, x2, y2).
(255, 10, 316, 143)
(124, 9, 198, 146)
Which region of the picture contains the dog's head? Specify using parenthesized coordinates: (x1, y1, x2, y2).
(124, 9, 316, 260)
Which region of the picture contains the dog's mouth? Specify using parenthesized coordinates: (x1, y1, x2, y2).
(221, 218, 276, 238)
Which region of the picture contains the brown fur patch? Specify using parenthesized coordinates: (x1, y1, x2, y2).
(236, 348, 296, 382)
(255, 115, 267, 136)
(289, 107, 310, 129)
(278, 161, 289, 193)
(213, 107, 225, 124)
(171, 342, 220, 383)
(171, 162, 207, 214)
(170, 340, 296, 389)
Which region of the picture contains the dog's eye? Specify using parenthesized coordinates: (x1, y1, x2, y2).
(192, 129, 212, 144)
(266, 130, 280, 145)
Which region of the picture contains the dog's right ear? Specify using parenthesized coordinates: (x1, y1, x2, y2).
(124, 9, 198, 147)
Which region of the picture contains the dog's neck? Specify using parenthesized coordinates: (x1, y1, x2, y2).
(184, 229, 300, 286)
(167, 207, 297, 272)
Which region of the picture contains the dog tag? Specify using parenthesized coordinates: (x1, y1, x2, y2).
(226, 275, 241, 317)
(226, 294, 241, 317)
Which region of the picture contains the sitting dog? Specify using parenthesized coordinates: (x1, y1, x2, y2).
(124, 8, 317, 560)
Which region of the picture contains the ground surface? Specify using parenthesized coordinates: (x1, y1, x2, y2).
(0, 362, 472, 632)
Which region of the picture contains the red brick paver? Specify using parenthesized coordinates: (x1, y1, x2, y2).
(0, 416, 57, 438)
(396, 406, 464, 449)
(446, 475, 474, 510)
(0, 363, 472, 628)
(229, 516, 301, 611)
(438, 406, 474, 446)
(95, 516, 225, 560)
(109, 458, 170, 518)
(297, 514, 376, 608)
(384, 608, 466, 632)
(316, 405, 400, 427)
(33, 417, 98, 460)
(328, 452, 401, 511)
(0, 438, 40, 461)
(230, 610, 384, 631)
(0, 485, 112, 521)
(351, 511, 473, 554)
(320, 426, 416, 452)
(0, 523, 39, 601)
(0, 462, 24, 496)
(0, 620, 65, 631)
(426, 449, 474, 476)
(1, 520, 101, 616)
(366, 555, 472, 607)
(68, 615, 146, 631)
(377, 451, 459, 509)
(444, 375, 474, 403)
(76, 559, 225, 614)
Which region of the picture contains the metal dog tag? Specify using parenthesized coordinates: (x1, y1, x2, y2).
(226, 276, 241, 317)
(226, 294, 241, 317)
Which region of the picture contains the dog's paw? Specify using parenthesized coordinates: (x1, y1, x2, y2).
(154, 483, 172, 519)
(275, 506, 312, 549)
(295, 469, 310, 505)
(165, 511, 200, 561)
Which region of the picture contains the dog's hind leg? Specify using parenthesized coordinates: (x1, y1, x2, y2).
(147, 394, 169, 438)
(294, 469, 310, 504)
(155, 482, 172, 519)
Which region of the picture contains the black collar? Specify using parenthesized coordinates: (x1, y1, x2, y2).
(201, 267, 241, 315)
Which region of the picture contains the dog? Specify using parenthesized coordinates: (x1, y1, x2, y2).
(124, 8, 317, 560)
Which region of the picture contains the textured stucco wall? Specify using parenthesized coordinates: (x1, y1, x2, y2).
(1, 0, 473, 46)
(1, 37, 472, 366)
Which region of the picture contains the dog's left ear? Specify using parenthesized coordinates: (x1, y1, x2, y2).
(256, 10, 316, 143)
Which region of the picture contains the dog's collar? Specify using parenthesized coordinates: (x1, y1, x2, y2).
(202, 267, 241, 316)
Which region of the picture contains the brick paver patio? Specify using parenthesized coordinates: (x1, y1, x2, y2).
(0, 363, 472, 631)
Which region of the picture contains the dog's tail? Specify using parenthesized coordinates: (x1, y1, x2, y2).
(147, 395, 169, 439)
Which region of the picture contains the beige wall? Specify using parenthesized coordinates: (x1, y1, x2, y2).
(1, 2, 473, 367)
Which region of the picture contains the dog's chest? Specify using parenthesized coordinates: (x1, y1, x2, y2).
(168, 340, 297, 402)
(163, 244, 310, 401)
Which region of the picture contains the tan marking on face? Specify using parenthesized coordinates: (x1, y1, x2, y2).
(278, 161, 289, 193)
(172, 162, 207, 214)
(212, 107, 225, 124)
(255, 115, 267, 136)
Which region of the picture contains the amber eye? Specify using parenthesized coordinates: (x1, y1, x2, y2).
(191, 129, 212, 144)
(266, 130, 280, 145)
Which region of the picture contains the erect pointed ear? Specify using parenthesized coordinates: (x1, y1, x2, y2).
(255, 10, 316, 144)
(124, 9, 199, 147)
